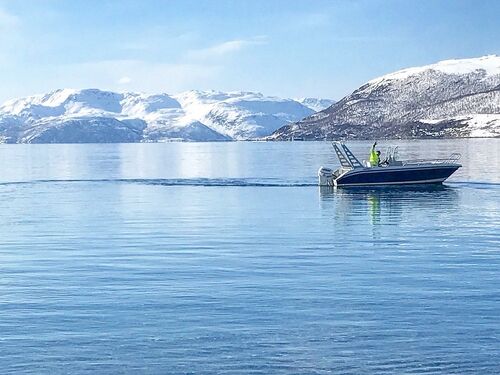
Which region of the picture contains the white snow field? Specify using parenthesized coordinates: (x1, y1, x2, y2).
(0, 89, 333, 143)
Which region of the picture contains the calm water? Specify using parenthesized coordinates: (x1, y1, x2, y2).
(0, 140, 499, 374)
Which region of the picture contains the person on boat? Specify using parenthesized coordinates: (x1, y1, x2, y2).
(369, 142, 380, 167)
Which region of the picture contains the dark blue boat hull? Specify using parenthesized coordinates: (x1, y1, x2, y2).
(336, 165, 460, 186)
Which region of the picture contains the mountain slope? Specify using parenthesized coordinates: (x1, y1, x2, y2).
(173, 91, 319, 140)
(270, 55, 500, 140)
(295, 98, 335, 112)
(0, 89, 332, 143)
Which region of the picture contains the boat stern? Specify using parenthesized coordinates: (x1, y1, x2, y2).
(318, 166, 334, 186)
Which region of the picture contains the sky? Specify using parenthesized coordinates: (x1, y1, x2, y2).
(0, 0, 499, 102)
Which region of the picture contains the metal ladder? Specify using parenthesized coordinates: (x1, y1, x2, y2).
(332, 142, 363, 168)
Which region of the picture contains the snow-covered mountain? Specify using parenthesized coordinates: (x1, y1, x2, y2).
(270, 55, 500, 140)
(0, 89, 332, 143)
(295, 98, 335, 112)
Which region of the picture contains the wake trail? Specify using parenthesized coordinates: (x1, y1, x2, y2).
(1, 179, 498, 189)
(0, 178, 317, 188)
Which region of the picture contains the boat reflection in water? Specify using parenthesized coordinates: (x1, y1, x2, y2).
(319, 185, 459, 239)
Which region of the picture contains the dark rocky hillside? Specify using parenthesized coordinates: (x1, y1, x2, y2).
(270, 55, 500, 140)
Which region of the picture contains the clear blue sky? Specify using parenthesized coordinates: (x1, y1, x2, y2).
(0, 0, 499, 102)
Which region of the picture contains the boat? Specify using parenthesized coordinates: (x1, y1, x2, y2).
(318, 142, 461, 187)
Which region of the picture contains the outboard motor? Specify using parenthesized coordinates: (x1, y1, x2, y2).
(318, 166, 334, 186)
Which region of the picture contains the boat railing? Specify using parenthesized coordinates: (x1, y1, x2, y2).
(401, 153, 461, 166)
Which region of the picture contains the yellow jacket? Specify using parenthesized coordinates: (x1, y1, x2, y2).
(369, 145, 379, 166)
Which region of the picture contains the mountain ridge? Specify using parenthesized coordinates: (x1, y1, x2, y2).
(0, 89, 334, 143)
(269, 55, 500, 140)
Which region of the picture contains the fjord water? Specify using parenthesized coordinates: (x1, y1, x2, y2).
(0, 139, 499, 374)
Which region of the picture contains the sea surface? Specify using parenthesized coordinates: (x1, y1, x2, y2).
(0, 139, 499, 374)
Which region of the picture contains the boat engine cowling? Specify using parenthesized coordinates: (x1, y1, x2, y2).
(318, 166, 334, 186)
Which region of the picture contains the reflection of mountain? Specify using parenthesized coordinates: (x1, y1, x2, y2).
(319, 185, 459, 231)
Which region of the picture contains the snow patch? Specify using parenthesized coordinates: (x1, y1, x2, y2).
(369, 55, 500, 84)
(296, 98, 335, 112)
(421, 114, 500, 138)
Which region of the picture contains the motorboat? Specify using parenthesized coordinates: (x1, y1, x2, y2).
(318, 142, 461, 187)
